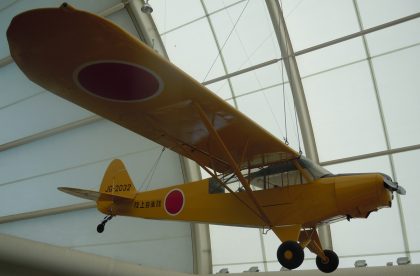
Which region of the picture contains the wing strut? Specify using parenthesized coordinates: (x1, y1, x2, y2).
(194, 103, 274, 227)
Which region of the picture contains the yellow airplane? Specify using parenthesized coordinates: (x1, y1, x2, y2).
(7, 4, 406, 273)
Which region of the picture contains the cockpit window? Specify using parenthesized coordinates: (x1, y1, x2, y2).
(208, 156, 332, 194)
(249, 160, 309, 189)
(298, 156, 332, 179)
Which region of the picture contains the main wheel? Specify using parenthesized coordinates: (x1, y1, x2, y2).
(277, 241, 304, 270)
(316, 250, 339, 273)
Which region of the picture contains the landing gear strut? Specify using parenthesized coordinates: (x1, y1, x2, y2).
(301, 228, 339, 273)
(97, 215, 113, 233)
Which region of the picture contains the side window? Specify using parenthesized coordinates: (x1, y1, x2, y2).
(276, 170, 307, 187)
(250, 161, 309, 189)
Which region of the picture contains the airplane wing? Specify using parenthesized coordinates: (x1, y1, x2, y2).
(7, 4, 299, 173)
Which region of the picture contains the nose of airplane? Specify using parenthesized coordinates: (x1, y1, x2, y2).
(334, 173, 395, 218)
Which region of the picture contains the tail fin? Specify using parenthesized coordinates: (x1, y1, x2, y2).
(99, 159, 137, 200)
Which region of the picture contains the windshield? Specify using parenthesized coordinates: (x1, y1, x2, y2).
(298, 156, 332, 179)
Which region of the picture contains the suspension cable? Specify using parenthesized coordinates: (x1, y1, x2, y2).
(202, 0, 250, 82)
(139, 147, 166, 191)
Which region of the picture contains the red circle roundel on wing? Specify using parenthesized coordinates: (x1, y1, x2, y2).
(164, 189, 184, 215)
(77, 61, 162, 101)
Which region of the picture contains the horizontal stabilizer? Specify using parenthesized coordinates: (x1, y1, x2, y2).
(58, 187, 100, 201)
(58, 187, 134, 202)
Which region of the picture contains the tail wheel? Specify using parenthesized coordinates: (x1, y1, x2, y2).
(316, 250, 339, 273)
(277, 240, 304, 270)
(96, 223, 105, 233)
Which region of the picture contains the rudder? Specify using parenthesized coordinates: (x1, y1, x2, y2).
(99, 159, 137, 199)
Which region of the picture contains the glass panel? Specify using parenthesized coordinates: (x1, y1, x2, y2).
(303, 61, 386, 162)
(210, 225, 264, 264)
(236, 84, 304, 153)
(356, 0, 420, 29)
(151, 0, 205, 34)
(230, 62, 288, 96)
(325, 155, 392, 175)
(373, 46, 420, 149)
(282, 0, 359, 51)
(161, 18, 224, 81)
(209, 0, 280, 72)
(326, 157, 406, 257)
(297, 38, 366, 77)
(203, 0, 244, 14)
(393, 150, 420, 251)
(367, 19, 420, 57)
(0, 0, 121, 59)
(205, 80, 233, 100)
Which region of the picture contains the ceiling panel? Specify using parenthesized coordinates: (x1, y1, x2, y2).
(297, 37, 366, 77)
(357, 0, 420, 29)
(367, 19, 420, 56)
(161, 18, 224, 81)
(282, 0, 359, 51)
(236, 84, 304, 153)
(303, 61, 387, 162)
(373, 46, 420, 149)
(393, 150, 420, 251)
(230, 62, 288, 96)
(151, 0, 205, 34)
(209, 0, 280, 73)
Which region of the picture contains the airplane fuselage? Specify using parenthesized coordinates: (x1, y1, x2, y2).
(97, 173, 392, 230)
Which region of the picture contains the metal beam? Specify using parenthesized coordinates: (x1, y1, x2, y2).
(352, 0, 411, 259)
(124, 0, 168, 57)
(295, 11, 420, 57)
(125, 1, 212, 273)
(265, 0, 332, 249)
(320, 143, 420, 166)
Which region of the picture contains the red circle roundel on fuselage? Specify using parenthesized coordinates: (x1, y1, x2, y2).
(76, 61, 163, 102)
(164, 189, 185, 216)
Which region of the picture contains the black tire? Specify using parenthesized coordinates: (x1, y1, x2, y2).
(277, 240, 304, 270)
(97, 223, 105, 233)
(316, 250, 339, 273)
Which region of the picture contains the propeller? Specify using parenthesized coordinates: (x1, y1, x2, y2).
(383, 177, 406, 195)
